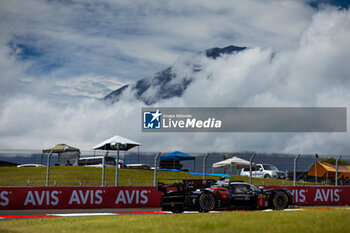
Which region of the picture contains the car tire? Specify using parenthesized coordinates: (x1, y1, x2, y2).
(171, 205, 184, 213)
(198, 192, 215, 213)
(264, 174, 271, 179)
(272, 192, 289, 210)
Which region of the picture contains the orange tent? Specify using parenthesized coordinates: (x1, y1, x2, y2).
(307, 161, 350, 178)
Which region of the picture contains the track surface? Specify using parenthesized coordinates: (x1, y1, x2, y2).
(0, 208, 163, 219)
(1, 207, 348, 220)
(0, 208, 161, 216)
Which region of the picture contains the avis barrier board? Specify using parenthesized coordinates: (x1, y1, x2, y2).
(264, 186, 350, 206)
(0, 187, 162, 210)
(0, 186, 349, 210)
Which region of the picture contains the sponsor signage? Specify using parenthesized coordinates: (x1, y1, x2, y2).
(1, 186, 350, 210)
(0, 187, 162, 210)
(264, 186, 350, 206)
(142, 107, 346, 132)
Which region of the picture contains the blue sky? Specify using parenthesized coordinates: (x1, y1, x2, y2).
(0, 0, 350, 153)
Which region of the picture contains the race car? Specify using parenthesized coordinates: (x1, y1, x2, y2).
(158, 179, 293, 213)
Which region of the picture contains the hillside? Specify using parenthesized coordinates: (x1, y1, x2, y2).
(0, 166, 310, 187)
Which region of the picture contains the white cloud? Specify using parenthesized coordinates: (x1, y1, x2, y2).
(0, 0, 315, 85)
(53, 75, 127, 99)
(0, 2, 349, 155)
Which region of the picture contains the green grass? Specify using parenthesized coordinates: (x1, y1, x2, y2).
(0, 166, 312, 187)
(0, 208, 349, 233)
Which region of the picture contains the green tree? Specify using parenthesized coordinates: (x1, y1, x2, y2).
(321, 157, 350, 165)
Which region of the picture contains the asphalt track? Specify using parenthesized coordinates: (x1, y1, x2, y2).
(0, 208, 299, 220)
(1, 207, 349, 220)
(0, 208, 161, 217)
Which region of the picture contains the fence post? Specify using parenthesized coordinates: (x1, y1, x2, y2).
(115, 144, 120, 186)
(153, 152, 161, 186)
(46, 150, 53, 187)
(293, 154, 301, 186)
(315, 154, 319, 184)
(203, 153, 209, 179)
(102, 151, 109, 187)
(249, 154, 256, 184)
(335, 156, 342, 186)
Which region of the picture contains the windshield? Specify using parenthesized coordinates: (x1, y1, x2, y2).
(249, 184, 261, 193)
(262, 164, 278, 171)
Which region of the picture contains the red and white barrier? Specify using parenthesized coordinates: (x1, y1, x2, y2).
(1, 186, 350, 210)
(264, 186, 350, 206)
(0, 187, 162, 210)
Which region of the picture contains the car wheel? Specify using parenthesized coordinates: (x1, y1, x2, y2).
(171, 205, 184, 213)
(198, 192, 215, 212)
(264, 174, 271, 179)
(272, 192, 288, 210)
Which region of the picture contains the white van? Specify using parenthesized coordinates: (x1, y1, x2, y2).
(240, 164, 287, 179)
(78, 156, 124, 168)
(126, 164, 151, 170)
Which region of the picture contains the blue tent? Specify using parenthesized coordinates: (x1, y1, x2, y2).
(160, 151, 195, 161)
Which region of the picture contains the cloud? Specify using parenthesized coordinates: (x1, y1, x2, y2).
(0, 0, 315, 98)
(0, 2, 349, 155)
(53, 75, 127, 99)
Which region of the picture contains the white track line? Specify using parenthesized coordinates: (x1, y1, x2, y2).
(54, 213, 116, 217)
(284, 209, 305, 211)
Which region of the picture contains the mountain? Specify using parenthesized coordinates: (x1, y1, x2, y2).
(103, 45, 246, 105)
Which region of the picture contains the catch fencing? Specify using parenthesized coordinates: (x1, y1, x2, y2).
(0, 150, 349, 187)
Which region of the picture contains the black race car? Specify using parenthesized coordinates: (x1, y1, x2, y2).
(158, 179, 293, 213)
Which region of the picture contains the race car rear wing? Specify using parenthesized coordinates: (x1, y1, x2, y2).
(158, 179, 217, 194)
